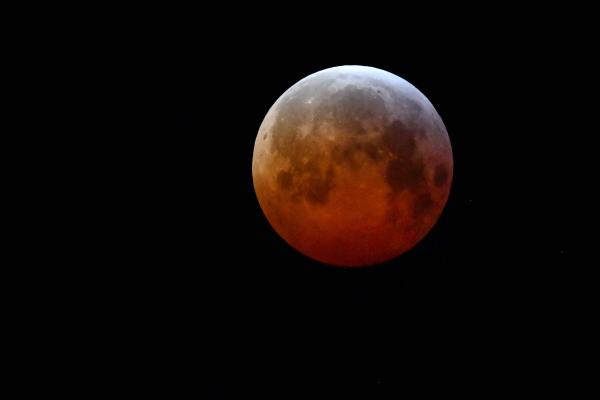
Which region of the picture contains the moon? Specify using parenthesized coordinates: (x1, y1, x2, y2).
(252, 66, 453, 267)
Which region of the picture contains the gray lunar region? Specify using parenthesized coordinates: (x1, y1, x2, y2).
(253, 66, 453, 266)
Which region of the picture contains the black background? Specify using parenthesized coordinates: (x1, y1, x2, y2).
(9, 3, 598, 398)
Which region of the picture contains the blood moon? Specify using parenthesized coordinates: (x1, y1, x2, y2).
(252, 66, 453, 267)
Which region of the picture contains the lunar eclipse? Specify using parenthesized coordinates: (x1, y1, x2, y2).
(252, 66, 453, 267)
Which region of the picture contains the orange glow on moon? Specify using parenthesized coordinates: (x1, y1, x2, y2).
(252, 66, 453, 267)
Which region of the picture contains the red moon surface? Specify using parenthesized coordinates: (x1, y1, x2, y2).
(252, 66, 453, 267)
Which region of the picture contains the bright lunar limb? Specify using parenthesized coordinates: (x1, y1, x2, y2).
(252, 66, 453, 267)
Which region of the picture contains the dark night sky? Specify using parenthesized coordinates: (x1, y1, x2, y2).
(8, 3, 598, 398)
